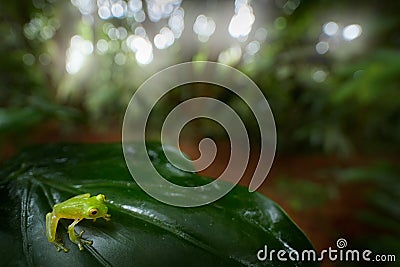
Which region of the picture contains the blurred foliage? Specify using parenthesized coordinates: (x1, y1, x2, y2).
(0, 0, 79, 145)
(274, 176, 337, 211)
(0, 1, 399, 264)
(246, 1, 400, 155)
(334, 163, 400, 266)
(0, 0, 400, 156)
(271, 162, 399, 266)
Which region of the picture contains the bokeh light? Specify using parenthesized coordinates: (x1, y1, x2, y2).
(168, 7, 184, 38)
(111, 1, 126, 18)
(254, 27, 268, 42)
(71, 0, 96, 15)
(315, 41, 329, 54)
(128, 0, 142, 12)
(24, 15, 58, 41)
(134, 10, 146, 22)
(218, 45, 242, 65)
(96, 39, 109, 54)
(154, 27, 175, 49)
(274, 17, 287, 30)
(245, 40, 260, 56)
(312, 69, 327, 83)
(228, 0, 255, 39)
(323, 21, 339, 36)
(66, 35, 94, 74)
(63, 0, 269, 70)
(146, 0, 182, 22)
(39, 53, 51, 65)
(22, 53, 35, 66)
(342, 24, 362, 41)
(114, 52, 127, 65)
(282, 0, 300, 15)
(134, 26, 147, 37)
(127, 35, 153, 64)
(98, 5, 111, 19)
(193, 15, 216, 42)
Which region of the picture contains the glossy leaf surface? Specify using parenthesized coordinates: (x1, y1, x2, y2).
(0, 143, 317, 266)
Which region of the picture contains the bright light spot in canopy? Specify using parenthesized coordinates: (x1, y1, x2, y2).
(114, 52, 127, 65)
(24, 16, 58, 41)
(97, 0, 129, 19)
(255, 27, 267, 42)
(66, 35, 93, 74)
(128, 0, 142, 12)
(146, 0, 182, 22)
(154, 27, 175, 49)
(127, 35, 153, 64)
(342, 24, 362, 41)
(282, 0, 300, 15)
(135, 47, 153, 64)
(40, 26, 56, 40)
(323, 21, 339, 36)
(111, 2, 125, 18)
(134, 10, 146, 22)
(169, 7, 184, 38)
(96, 39, 109, 54)
(193, 15, 216, 42)
(218, 45, 242, 65)
(71, 34, 93, 54)
(134, 26, 147, 37)
(246, 40, 260, 55)
(71, 0, 96, 15)
(312, 70, 327, 83)
(315, 41, 329, 54)
(107, 26, 128, 40)
(154, 34, 166, 49)
(228, 3, 255, 38)
(98, 6, 111, 19)
(22, 53, 35, 66)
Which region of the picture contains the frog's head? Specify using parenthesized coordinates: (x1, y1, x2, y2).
(86, 194, 111, 221)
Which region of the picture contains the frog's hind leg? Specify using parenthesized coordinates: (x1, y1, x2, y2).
(67, 219, 93, 251)
(46, 212, 69, 252)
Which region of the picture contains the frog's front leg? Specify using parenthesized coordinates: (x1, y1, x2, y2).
(67, 219, 93, 251)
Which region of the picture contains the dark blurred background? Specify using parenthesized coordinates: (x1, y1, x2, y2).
(1, 0, 399, 266)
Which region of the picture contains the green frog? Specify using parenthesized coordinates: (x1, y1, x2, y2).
(46, 193, 111, 252)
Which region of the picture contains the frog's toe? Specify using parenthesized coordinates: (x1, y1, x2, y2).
(77, 230, 85, 238)
(75, 230, 93, 250)
(53, 241, 69, 253)
(77, 243, 84, 251)
(80, 238, 93, 246)
(78, 230, 93, 244)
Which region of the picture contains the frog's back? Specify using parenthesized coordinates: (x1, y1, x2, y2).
(53, 194, 91, 219)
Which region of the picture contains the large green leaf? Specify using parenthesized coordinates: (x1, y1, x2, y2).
(0, 143, 317, 266)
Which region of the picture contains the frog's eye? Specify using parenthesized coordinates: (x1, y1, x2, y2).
(102, 195, 106, 202)
(89, 208, 98, 217)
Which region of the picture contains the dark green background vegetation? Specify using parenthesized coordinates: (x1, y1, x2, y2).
(0, 0, 399, 266)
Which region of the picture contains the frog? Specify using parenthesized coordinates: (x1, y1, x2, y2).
(46, 193, 111, 252)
